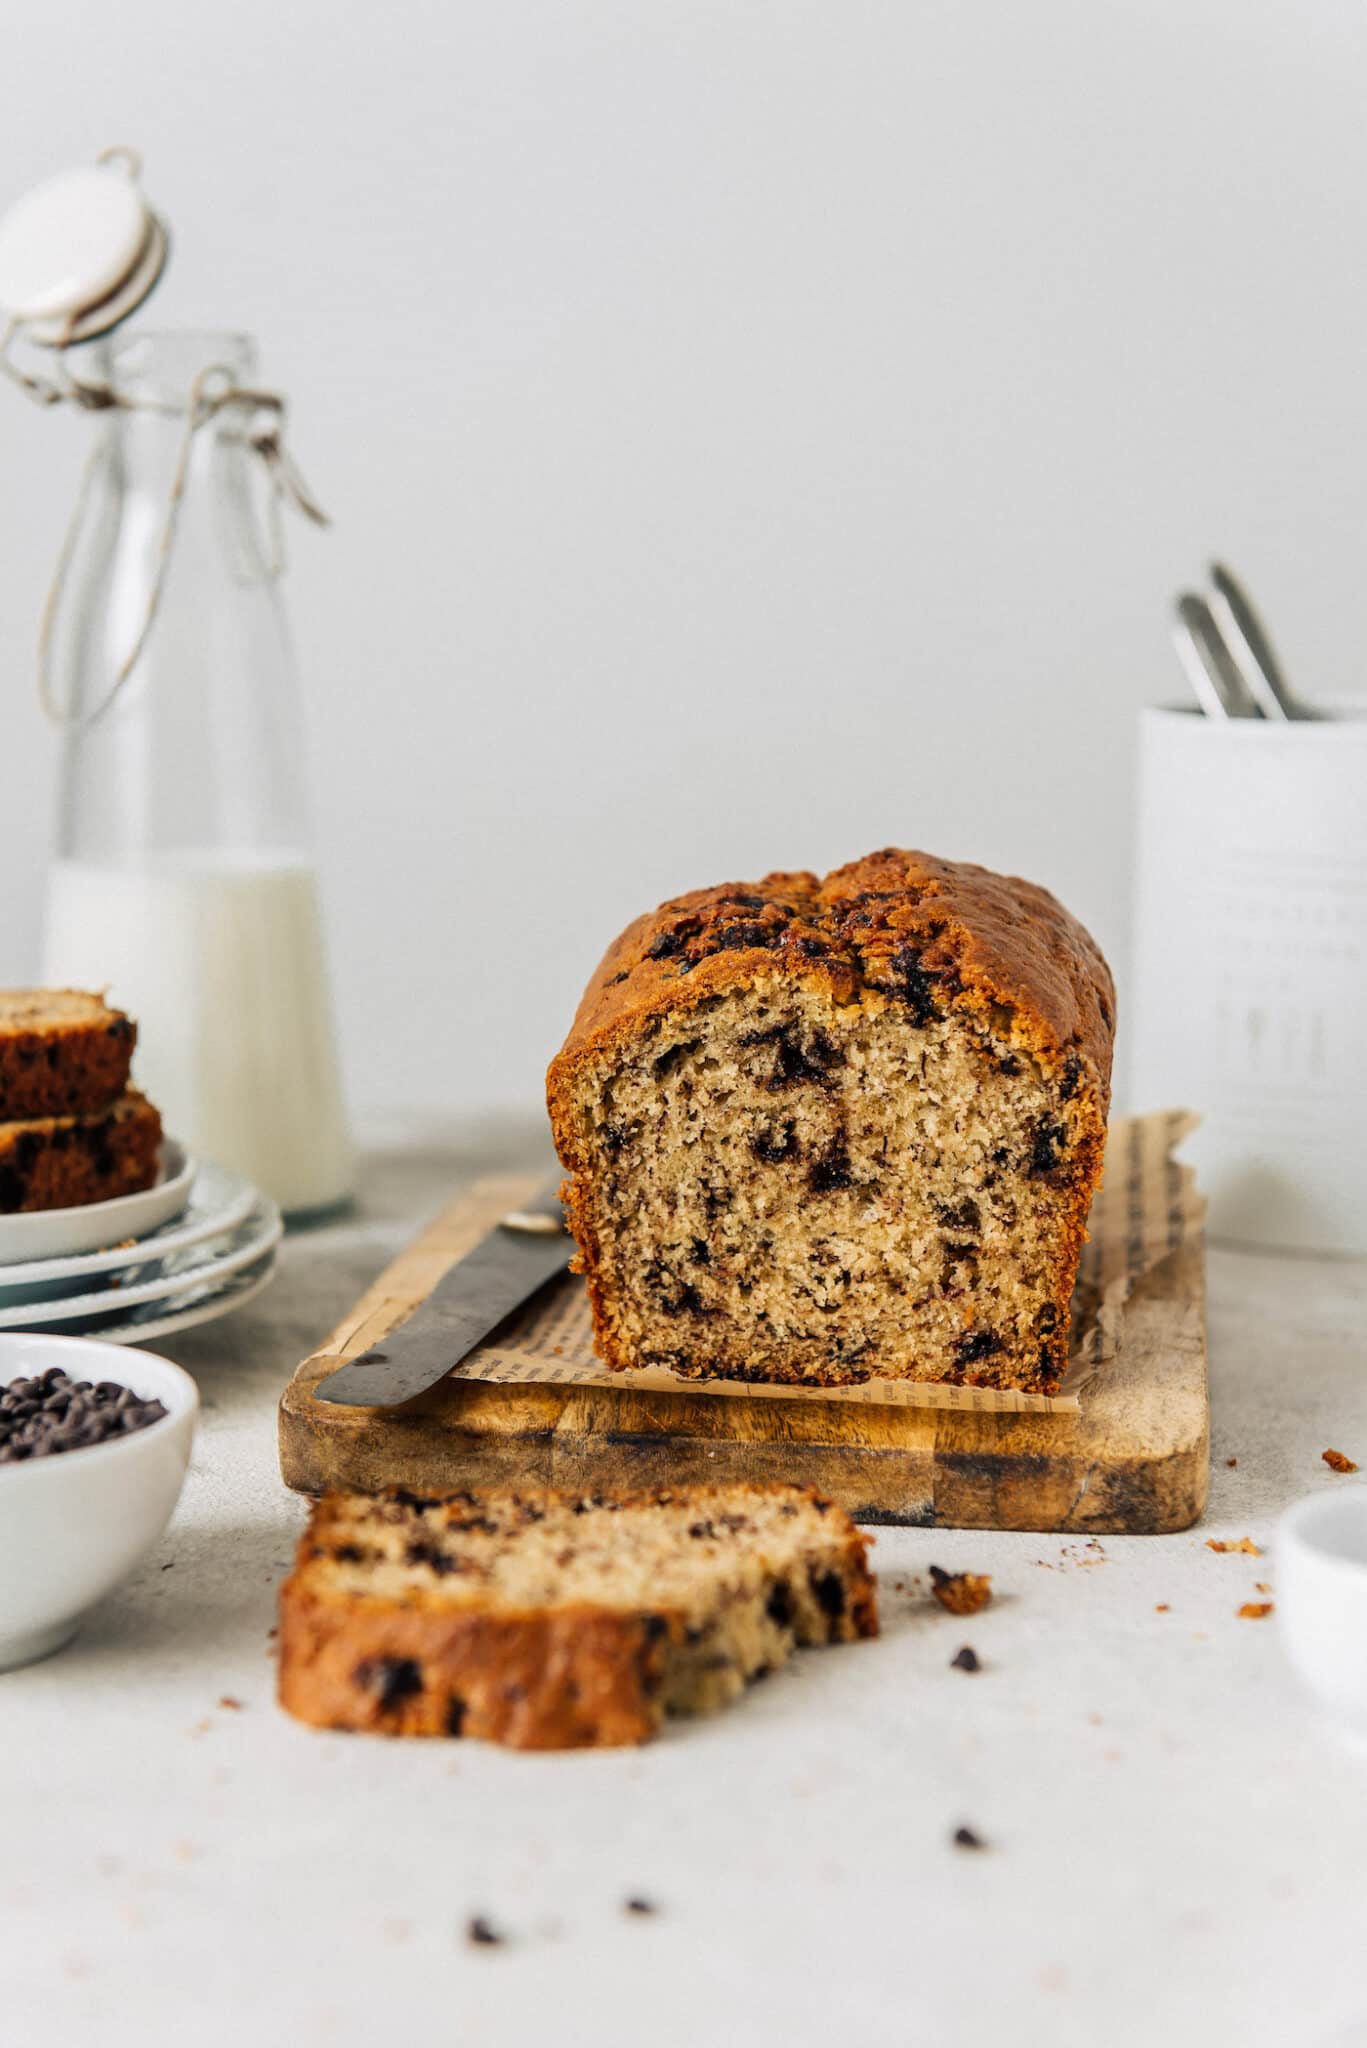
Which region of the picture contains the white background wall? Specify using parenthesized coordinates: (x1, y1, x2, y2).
(3, 0, 1366, 1122)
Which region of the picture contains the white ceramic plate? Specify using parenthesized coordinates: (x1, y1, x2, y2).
(0, 1141, 195, 1267)
(0, 1160, 257, 1307)
(0, 1198, 282, 1331)
(75, 1250, 278, 1344)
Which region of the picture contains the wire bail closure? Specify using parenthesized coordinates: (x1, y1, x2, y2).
(16, 354, 332, 731)
(0, 147, 329, 731)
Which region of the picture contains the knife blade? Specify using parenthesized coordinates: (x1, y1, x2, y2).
(311, 1179, 573, 1407)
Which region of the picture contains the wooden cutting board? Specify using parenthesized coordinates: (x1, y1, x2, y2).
(277, 1174, 1209, 1531)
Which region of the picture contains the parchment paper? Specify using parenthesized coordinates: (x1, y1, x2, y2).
(461, 1110, 1202, 1415)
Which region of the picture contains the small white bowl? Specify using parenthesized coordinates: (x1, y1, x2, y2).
(1277, 1486, 1367, 1738)
(0, 1332, 197, 1672)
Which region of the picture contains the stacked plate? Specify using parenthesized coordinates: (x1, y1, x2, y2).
(0, 1141, 281, 1341)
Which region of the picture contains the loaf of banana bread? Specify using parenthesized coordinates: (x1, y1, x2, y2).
(0, 990, 136, 1121)
(546, 847, 1113, 1395)
(278, 1483, 878, 1748)
(0, 1089, 163, 1214)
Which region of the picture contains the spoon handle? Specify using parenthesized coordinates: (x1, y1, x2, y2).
(1208, 562, 1297, 720)
(1173, 593, 1262, 718)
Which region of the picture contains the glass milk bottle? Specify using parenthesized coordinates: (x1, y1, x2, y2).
(40, 328, 353, 1216)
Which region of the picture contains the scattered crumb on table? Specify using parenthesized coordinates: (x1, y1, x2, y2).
(929, 1566, 992, 1616)
(1322, 1448, 1359, 1474)
(1207, 1537, 1261, 1555)
(1237, 1602, 1274, 1620)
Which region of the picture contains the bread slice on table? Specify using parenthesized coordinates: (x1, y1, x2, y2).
(0, 1089, 163, 1214)
(546, 847, 1114, 1396)
(278, 1483, 878, 1749)
(0, 989, 137, 1121)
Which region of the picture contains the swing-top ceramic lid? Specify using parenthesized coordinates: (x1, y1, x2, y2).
(0, 157, 167, 345)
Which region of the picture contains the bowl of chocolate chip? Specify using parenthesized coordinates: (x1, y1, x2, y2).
(0, 1333, 197, 1671)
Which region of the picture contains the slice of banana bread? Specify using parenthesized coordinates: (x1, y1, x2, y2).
(0, 990, 136, 1120)
(0, 1089, 163, 1214)
(278, 1483, 878, 1748)
(546, 847, 1114, 1395)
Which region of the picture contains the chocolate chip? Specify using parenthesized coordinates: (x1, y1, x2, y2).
(950, 1646, 981, 1673)
(1059, 1053, 1082, 1100)
(466, 1916, 504, 1946)
(355, 1656, 424, 1711)
(1029, 1122, 1068, 1176)
(624, 1896, 658, 1916)
(766, 1582, 796, 1627)
(952, 1826, 987, 1851)
(810, 1568, 846, 1618)
(406, 1540, 461, 1575)
(953, 1330, 1003, 1366)
(753, 1120, 799, 1165)
(0, 1369, 166, 1460)
(890, 946, 938, 1025)
(808, 1137, 853, 1194)
(446, 1697, 467, 1737)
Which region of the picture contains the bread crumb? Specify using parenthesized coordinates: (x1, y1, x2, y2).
(1155, 1603, 1170, 1613)
(1255, 1581, 1272, 1594)
(217, 1696, 243, 1711)
(1322, 1449, 1359, 1475)
(1207, 1537, 1261, 1555)
(1237, 1602, 1274, 1620)
(929, 1565, 992, 1616)
(1225, 1457, 1238, 1468)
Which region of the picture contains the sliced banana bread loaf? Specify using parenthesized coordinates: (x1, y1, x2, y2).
(278, 1483, 877, 1748)
(546, 847, 1113, 1395)
(0, 1089, 163, 1214)
(0, 990, 136, 1121)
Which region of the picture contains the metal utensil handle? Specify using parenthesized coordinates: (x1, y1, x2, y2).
(1173, 593, 1263, 719)
(1208, 562, 1294, 721)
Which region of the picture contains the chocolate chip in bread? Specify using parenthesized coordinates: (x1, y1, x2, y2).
(0, 990, 136, 1122)
(278, 1483, 878, 1748)
(547, 848, 1113, 1395)
(0, 1089, 163, 1214)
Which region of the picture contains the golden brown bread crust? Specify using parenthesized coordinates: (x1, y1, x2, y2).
(0, 990, 137, 1121)
(0, 1090, 163, 1214)
(546, 849, 1114, 1392)
(550, 849, 1113, 1109)
(277, 1484, 879, 1750)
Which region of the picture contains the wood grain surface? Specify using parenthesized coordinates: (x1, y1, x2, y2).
(277, 1175, 1209, 1531)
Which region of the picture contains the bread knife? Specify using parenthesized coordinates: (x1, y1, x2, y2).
(311, 1181, 573, 1407)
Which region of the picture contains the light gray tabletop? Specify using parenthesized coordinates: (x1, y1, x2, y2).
(4, 1114, 1366, 2048)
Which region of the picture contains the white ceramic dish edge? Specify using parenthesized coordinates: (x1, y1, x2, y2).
(0, 1140, 195, 1266)
(0, 1332, 198, 1672)
(0, 1161, 256, 1291)
(0, 1200, 283, 1331)
(90, 1250, 277, 1343)
(1277, 1486, 1367, 1742)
